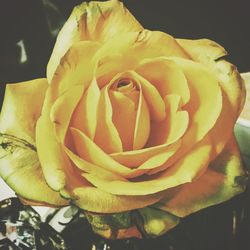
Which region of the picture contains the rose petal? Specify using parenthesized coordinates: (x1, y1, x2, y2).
(50, 85, 84, 142)
(209, 60, 246, 155)
(137, 141, 181, 170)
(131, 72, 166, 122)
(133, 82, 150, 150)
(36, 114, 68, 191)
(70, 127, 147, 178)
(0, 135, 67, 206)
(0, 79, 66, 205)
(147, 95, 189, 147)
(71, 181, 166, 213)
(170, 57, 222, 146)
(36, 42, 100, 191)
(109, 90, 138, 151)
(70, 79, 100, 140)
(0, 79, 47, 144)
(47, 0, 142, 82)
(94, 30, 190, 87)
(64, 146, 125, 181)
(50, 41, 100, 98)
(136, 58, 190, 105)
(155, 136, 247, 217)
(82, 136, 212, 195)
(110, 141, 181, 167)
(94, 82, 123, 153)
(177, 38, 227, 66)
(176, 39, 245, 157)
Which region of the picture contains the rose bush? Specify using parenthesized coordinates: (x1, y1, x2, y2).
(0, 0, 247, 239)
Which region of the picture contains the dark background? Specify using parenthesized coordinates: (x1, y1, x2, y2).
(0, 0, 250, 84)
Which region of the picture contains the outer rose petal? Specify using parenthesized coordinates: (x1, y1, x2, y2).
(155, 136, 247, 217)
(47, 0, 142, 82)
(94, 30, 190, 87)
(82, 136, 213, 195)
(135, 58, 190, 105)
(177, 38, 228, 67)
(177, 38, 245, 155)
(70, 179, 167, 213)
(0, 79, 47, 144)
(36, 42, 99, 192)
(0, 79, 67, 205)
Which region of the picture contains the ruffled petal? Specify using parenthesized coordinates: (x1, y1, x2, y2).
(47, 0, 142, 82)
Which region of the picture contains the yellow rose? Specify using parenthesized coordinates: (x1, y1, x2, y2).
(0, 0, 247, 239)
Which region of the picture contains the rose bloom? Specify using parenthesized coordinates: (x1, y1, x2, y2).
(0, 0, 247, 238)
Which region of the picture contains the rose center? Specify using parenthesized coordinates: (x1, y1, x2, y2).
(113, 78, 138, 95)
